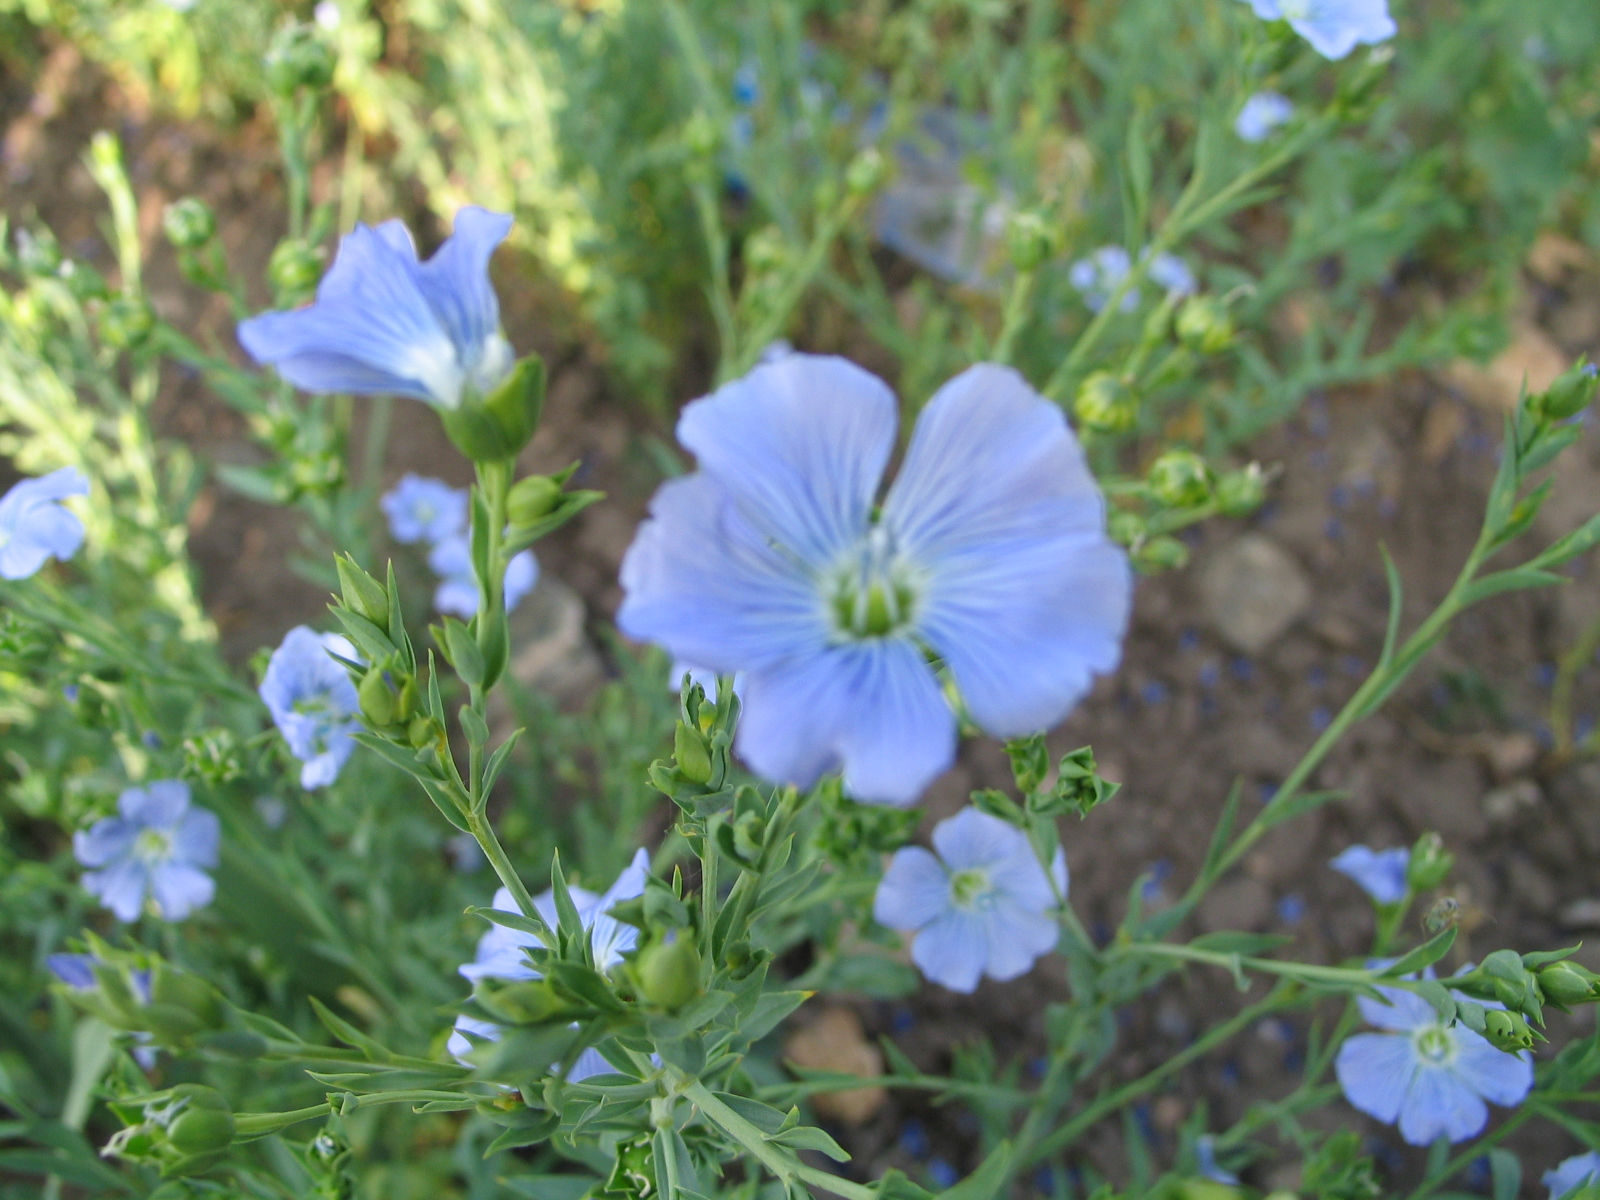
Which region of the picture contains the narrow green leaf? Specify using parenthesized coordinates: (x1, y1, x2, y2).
(1380, 926, 1457, 978)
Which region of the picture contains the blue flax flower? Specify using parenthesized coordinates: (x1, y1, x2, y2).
(74, 781, 220, 922)
(1069, 247, 1195, 313)
(1236, 91, 1295, 142)
(0, 466, 88, 579)
(259, 626, 361, 789)
(1330, 844, 1409, 904)
(1545, 1152, 1600, 1199)
(618, 355, 1129, 806)
(381, 474, 468, 544)
(873, 808, 1067, 992)
(428, 534, 538, 618)
(1240, 0, 1397, 61)
(238, 207, 514, 411)
(451, 850, 649, 1078)
(1335, 975, 1533, 1145)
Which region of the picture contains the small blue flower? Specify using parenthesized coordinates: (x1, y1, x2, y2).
(259, 626, 361, 789)
(1148, 253, 1197, 298)
(618, 355, 1129, 805)
(1236, 91, 1295, 142)
(1545, 1152, 1600, 1200)
(1195, 1135, 1240, 1186)
(427, 534, 538, 618)
(0, 466, 88, 579)
(873, 807, 1067, 992)
(1330, 845, 1409, 905)
(73, 781, 220, 922)
(451, 850, 650, 1078)
(381, 474, 468, 544)
(238, 207, 514, 412)
(1335, 975, 1533, 1145)
(1240, 0, 1397, 61)
(1069, 247, 1195, 312)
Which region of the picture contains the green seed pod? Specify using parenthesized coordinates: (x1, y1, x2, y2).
(507, 475, 563, 526)
(1406, 832, 1453, 892)
(268, 239, 325, 302)
(358, 669, 396, 727)
(407, 715, 436, 749)
(1074, 371, 1138, 433)
(635, 938, 702, 1011)
(673, 722, 713, 786)
(162, 198, 217, 250)
(265, 24, 337, 95)
(1215, 464, 1267, 516)
(335, 554, 389, 625)
(1534, 361, 1598, 422)
(100, 296, 156, 351)
(1147, 450, 1212, 508)
(1535, 960, 1600, 1010)
(1175, 295, 1235, 355)
(1134, 534, 1189, 572)
(1481, 1008, 1535, 1053)
(1007, 211, 1056, 272)
(166, 1090, 235, 1156)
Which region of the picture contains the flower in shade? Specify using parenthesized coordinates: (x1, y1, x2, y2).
(74, 781, 220, 922)
(1334, 972, 1533, 1145)
(450, 850, 649, 1079)
(381, 474, 468, 544)
(1545, 1152, 1600, 1200)
(1069, 247, 1195, 313)
(259, 626, 361, 789)
(0, 466, 88, 579)
(1236, 91, 1295, 142)
(238, 206, 514, 411)
(1239, 0, 1397, 61)
(873, 808, 1067, 992)
(427, 534, 538, 618)
(1331, 845, 1409, 905)
(618, 355, 1129, 806)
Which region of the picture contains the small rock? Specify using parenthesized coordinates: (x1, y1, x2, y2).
(1483, 779, 1542, 826)
(1197, 877, 1273, 934)
(1197, 535, 1312, 655)
(1482, 734, 1540, 782)
(783, 1007, 888, 1124)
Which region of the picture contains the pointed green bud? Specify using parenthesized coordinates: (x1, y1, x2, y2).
(507, 474, 563, 526)
(674, 722, 713, 786)
(1534, 361, 1598, 422)
(1482, 1008, 1535, 1052)
(1074, 371, 1138, 433)
(100, 296, 155, 351)
(1406, 832, 1453, 892)
(166, 1089, 235, 1156)
(635, 937, 702, 1011)
(1007, 211, 1056, 272)
(1215, 464, 1267, 516)
(1535, 959, 1600, 1010)
(395, 677, 419, 723)
(268, 238, 325, 303)
(1147, 450, 1212, 508)
(358, 669, 396, 727)
(335, 554, 389, 624)
(407, 715, 436, 749)
(1175, 296, 1235, 355)
(1134, 534, 1189, 572)
(162, 198, 216, 250)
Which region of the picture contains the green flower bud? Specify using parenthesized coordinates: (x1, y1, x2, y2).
(1215, 464, 1267, 516)
(167, 1093, 235, 1156)
(635, 937, 702, 1011)
(265, 24, 337, 96)
(1533, 361, 1598, 422)
(335, 554, 389, 625)
(1175, 296, 1235, 355)
(845, 147, 888, 197)
(100, 296, 155, 351)
(1147, 450, 1212, 508)
(407, 715, 437, 749)
(395, 677, 419, 723)
(162, 198, 217, 250)
(1134, 534, 1189, 572)
(1074, 371, 1138, 433)
(673, 722, 713, 786)
(743, 227, 787, 277)
(268, 239, 325, 303)
(1107, 509, 1145, 546)
(507, 474, 562, 526)
(358, 669, 396, 727)
(1406, 832, 1453, 892)
(440, 355, 545, 464)
(1007, 211, 1056, 272)
(1535, 960, 1600, 1011)
(1482, 1008, 1535, 1053)
(682, 112, 720, 160)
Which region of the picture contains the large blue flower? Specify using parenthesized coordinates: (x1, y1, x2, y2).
(0, 466, 88, 579)
(238, 207, 514, 411)
(450, 850, 650, 1079)
(1240, 0, 1396, 61)
(74, 781, 220, 922)
(1334, 975, 1533, 1145)
(259, 626, 361, 789)
(873, 807, 1067, 992)
(1545, 1152, 1600, 1200)
(618, 355, 1129, 806)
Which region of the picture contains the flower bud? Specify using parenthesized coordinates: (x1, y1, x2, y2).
(1007, 211, 1056, 272)
(635, 937, 702, 1011)
(265, 24, 337, 96)
(508, 474, 563, 526)
(683, 112, 720, 159)
(1406, 832, 1453, 892)
(268, 239, 325, 303)
(407, 715, 437, 749)
(395, 677, 419, 723)
(144, 964, 226, 1043)
(1215, 464, 1267, 516)
(335, 554, 389, 625)
(845, 147, 888, 197)
(1147, 450, 1212, 508)
(1535, 959, 1600, 1011)
(167, 1091, 235, 1156)
(673, 722, 714, 786)
(358, 669, 396, 727)
(1074, 371, 1138, 433)
(1175, 296, 1235, 355)
(1107, 510, 1145, 546)
(162, 198, 217, 250)
(1134, 534, 1189, 572)
(441, 355, 545, 464)
(1533, 361, 1598, 422)
(100, 296, 155, 351)
(1482, 1008, 1535, 1053)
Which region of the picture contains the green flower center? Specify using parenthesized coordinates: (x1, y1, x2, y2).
(829, 525, 921, 640)
(1413, 1024, 1455, 1065)
(135, 828, 173, 864)
(949, 867, 992, 910)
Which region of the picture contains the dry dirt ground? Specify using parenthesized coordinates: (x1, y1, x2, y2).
(7, 44, 1600, 1194)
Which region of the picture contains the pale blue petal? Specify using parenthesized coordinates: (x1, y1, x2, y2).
(874, 847, 952, 931)
(434, 577, 479, 618)
(14, 466, 89, 503)
(675, 354, 897, 568)
(618, 473, 828, 674)
(1335, 1032, 1416, 1123)
(172, 806, 221, 868)
(1148, 253, 1195, 296)
(130, 779, 192, 828)
(0, 540, 51, 579)
(149, 863, 215, 920)
(1450, 1029, 1534, 1106)
(887, 366, 1129, 736)
(47, 954, 98, 989)
(568, 1046, 614, 1083)
(448, 1013, 501, 1064)
(1356, 982, 1435, 1031)
(587, 849, 650, 971)
(412, 207, 513, 375)
(980, 897, 1058, 981)
(1236, 91, 1294, 142)
(992, 844, 1066, 913)
(1545, 1153, 1600, 1200)
(74, 817, 137, 868)
(504, 549, 539, 611)
(85, 860, 149, 922)
(382, 475, 468, 544)
(1291, 1, 1396, 60)
(911, 908, 988, 993)
(1331, 845, 1409, 904)
(735, 639, 953, 806)
(930, 808, 1033, 874)
(1398, 1065, 1487, 1145)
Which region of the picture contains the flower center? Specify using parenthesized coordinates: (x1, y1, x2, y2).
(1413, 1024, 1456, 1066)
(829, 525, 920, 640)
(949, 867, 993, 910)
(135, 828, 173, 864)
(1280, 0, 1313, 20)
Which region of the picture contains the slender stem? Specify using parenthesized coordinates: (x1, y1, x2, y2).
(990, 267, 1039, 366)
(468, 806, 540, 927)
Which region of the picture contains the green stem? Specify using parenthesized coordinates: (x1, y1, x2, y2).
(990, 267, 1039, 366)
